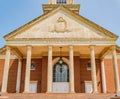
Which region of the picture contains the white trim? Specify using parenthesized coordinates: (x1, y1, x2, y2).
(30, 81, 38, 83)
(6, 39, 116, 46)
(87, 67, 91, 71)
(29, 81, 38, 93)
(84, 81, 93, 93)
(52, 82, 69, 93)
(84, 81, 92, 83)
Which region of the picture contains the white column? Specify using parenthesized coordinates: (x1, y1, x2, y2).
(47, 46, 53, 93)
(101, 59, 107, 93)
(90, 45, 98, 93)
(1, 47, 11, 93)
(24, 46, 32, 92)
(112, 46, 120, 93)
(69, 46, 75, 93)
(16, 59, 22, 93)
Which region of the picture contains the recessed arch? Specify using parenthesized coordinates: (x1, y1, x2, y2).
(52, 57, 69, 67)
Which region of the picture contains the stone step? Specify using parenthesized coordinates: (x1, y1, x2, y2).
(0, 93, 117, 99)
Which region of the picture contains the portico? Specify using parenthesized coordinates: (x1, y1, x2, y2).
(0, 0, 120, 95)
(0, 44, 119, 93)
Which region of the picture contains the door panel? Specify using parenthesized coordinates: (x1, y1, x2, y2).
(52, 82, 69, 93)
(29, 82, 37, 93)
(85, 81, 92, 93)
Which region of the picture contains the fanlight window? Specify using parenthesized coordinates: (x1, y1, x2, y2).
(57, 0, 66, 4)
(53, 62, 69, 82)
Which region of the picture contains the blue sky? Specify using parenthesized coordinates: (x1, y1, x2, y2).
(0, 0, 120, 47)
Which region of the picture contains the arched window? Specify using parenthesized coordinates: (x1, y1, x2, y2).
(57, 0, 66, 4)
(53, 62, 69, 82)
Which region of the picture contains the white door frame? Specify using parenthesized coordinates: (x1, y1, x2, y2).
(52, 82, 69, 93)
(52, 57, 70, 93)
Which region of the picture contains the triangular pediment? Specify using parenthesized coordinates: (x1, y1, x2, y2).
(4, 6, 118, 41)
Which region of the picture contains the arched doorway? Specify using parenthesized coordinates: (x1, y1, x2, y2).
(52, 59, 69, 93)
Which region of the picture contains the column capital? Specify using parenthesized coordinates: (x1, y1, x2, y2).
(89, 45, 96, 49)
(18, 58, 22, 61)
(69, 46, 73, 49)
(27, 45, 32, 50)
(6, 46, 11, 51)
(111, 45, 117, 50)
(48, 46, 52, 49)
(100, 58, 104, 62)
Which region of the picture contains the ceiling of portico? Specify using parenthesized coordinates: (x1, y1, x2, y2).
(12, 45, 111, 58)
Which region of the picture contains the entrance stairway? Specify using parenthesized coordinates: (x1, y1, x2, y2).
(0, 93, 117, 99)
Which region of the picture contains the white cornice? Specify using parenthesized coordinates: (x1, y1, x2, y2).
(6, 38, 116, 46)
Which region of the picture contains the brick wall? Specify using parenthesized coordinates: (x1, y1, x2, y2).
(7, 59, 18, 93)
(104, 59, 115, 93)
(80, 59, 102, 93)
(0, 59, 5, 91)
(74, 56, 81, 93)
(20, 59, 42, 93)
(41, 56, 48, 93)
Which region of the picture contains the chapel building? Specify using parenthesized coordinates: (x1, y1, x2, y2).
(0, 0, 120, 96)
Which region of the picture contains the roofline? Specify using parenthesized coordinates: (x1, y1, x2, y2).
(117, 45, 120, 50)
(4, 5, 118, 40)
(0, 46, 6, 53)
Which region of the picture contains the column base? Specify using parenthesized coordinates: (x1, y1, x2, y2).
(23, 91, 30, 93)
(92, 91, 99, 94)
(0, 92, 8, 95)
(69, 91, 75, 93)
(0, 96, 8, 99)
(0, 92, 8, 99)
(46, 91, 53, 94)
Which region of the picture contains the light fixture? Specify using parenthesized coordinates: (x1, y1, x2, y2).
(58, 47, 63, 65)
(58, 47, 64, 73)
